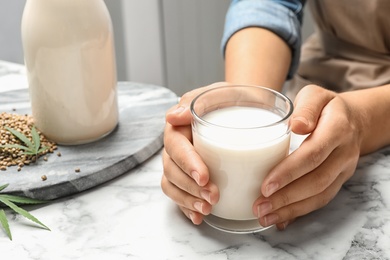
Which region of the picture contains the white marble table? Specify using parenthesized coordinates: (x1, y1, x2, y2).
(1, 60, 390, 259)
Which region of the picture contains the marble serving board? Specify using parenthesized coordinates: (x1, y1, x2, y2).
(0, 82, 177, 200)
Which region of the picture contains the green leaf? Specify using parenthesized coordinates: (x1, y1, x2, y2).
(0, 144, 33, 153)
(0, 184, 9, 192)
(5, 126, 34, 150)
(21, 151, 37, 155)
(0, 184, 50, 240)
(0, 194, 47, 205)
(31, 126, 41, 154)
(0, 209, 12, 240)
(37, 146, 48, 154)
(0, 198, 50, 231)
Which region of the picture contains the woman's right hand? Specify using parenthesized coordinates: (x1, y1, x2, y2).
(161, 83, 226, 224)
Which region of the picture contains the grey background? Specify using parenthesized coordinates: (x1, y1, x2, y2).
(0, 1, 314, 96)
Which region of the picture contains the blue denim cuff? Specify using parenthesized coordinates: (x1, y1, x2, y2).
(221, 0, 303, 80)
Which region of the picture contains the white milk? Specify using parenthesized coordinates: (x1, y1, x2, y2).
(21, 0, 118, 145)
(192, 106, 290, 220)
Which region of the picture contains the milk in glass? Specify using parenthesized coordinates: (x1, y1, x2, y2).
(192, 106, 290, 220)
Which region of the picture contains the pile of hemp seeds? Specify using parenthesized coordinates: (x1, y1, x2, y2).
(0, 112, 57, 172)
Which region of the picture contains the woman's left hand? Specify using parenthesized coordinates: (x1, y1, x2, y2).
(253, 84, 365, 230)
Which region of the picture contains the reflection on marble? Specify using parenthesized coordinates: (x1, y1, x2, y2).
(1, 61, 390, 259)
(0, 61, 28, 92)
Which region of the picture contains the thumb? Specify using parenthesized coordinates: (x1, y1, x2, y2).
(291, 85, 336, 135)
(166, 82, 230, 126)
(165, 103, 192, 126)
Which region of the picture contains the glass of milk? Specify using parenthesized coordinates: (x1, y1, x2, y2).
(191, 85, 293, 233)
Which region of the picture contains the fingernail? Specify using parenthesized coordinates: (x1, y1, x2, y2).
(280, 221, 289, 230)
(257, 202, 272, 218)
(293, 116, 309, 127)
(264, 214, 279, 226)
(189, 211, 196, 223)
(191, 171, 200, 185)
(194, 201, 204, 214)
(265, 182, 279, 197)
(200, 190, 211, 204)
(171, 105, 185, 115)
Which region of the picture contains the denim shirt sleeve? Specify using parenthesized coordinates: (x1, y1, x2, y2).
(221, 0, 305, 80)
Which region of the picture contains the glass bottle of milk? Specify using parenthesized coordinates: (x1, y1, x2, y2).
(21, 0, 119, 145)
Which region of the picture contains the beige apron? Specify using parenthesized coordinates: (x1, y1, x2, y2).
(286, 0, 390, 100)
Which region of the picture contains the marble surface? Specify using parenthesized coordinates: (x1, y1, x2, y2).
(0, 81, 178, 200)
(1, 60, 390, 259)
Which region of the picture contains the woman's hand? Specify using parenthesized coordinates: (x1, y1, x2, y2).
(161, 82, 370, 229)
(253, 84, 365, 230)
(161, 83, 227, 224)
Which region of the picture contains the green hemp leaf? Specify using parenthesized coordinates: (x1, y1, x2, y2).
(0, 183, 50, 240)
(0, 126, 48, 157)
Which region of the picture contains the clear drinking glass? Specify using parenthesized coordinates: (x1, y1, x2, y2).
(191, 85, 293, 233)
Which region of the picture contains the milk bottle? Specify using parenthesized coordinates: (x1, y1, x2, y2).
(21, 0, 119, 145)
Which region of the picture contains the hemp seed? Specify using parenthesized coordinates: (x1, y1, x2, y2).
(0, 112, 58, 171)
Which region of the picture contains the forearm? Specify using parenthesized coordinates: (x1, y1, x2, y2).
(225, 27, 291, 92)
(341, 85, 390, 155)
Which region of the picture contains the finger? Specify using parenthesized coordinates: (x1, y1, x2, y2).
(162, 149, 219, 205)
(291, 85, 335, 135)
(275, 218, 296, 231)
(256, 145, 358, 218)
(179, 206, 204, 225)
(262, 96, 354, 197)
(258, 169, 348, 227)
(161, 173, 212, 216)
(261, 128, 336, 197)
(163, 123, 210, 186)
(165, 104, 192, 126)
(166, 82, 229, 126)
